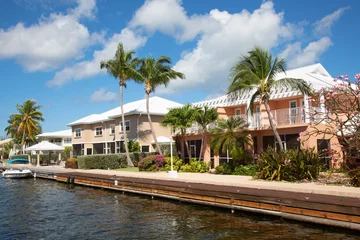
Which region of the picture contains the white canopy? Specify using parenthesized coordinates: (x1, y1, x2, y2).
(152, 136, 175, 144)
(25, 141, 64, 151)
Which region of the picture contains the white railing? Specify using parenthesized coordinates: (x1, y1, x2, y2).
(269, 107, 305, 126)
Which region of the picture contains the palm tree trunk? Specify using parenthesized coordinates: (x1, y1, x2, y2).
(264, 100, 284, 151)
(145, 89, 163, 155)
(21, 126, 26, 154)
(184, 134, 191, 163)
(198, 129, 205, 161)
(119, 82, 134, 167)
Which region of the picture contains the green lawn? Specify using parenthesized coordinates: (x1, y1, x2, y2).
(116, 167, 139, 172)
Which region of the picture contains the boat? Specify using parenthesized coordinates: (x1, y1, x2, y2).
(7, 158, 29, 164)
(2, 169, 33, 178)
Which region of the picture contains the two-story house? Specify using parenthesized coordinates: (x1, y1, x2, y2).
(68, 96, 182, 156)
(185, 63, 343, 167)
(37, 130, 72, 147)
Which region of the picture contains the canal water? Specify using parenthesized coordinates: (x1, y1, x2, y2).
(0, 177, 358, 240)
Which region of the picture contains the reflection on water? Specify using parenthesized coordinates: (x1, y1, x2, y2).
(0, 177, 358, 240)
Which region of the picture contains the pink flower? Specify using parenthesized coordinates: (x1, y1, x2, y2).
(297, 137, 301, 142)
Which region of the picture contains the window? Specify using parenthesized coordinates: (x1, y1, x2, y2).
(116, 141, 125, 153)
(64, 138, 72, 144)
(141, 145, 150, 153)
(95, 127, 103, 136)
(75, 128, 81, 137)
(119, 120, 130, 132)
(235, 108, 241, 116)
(110, 124, 115, 135)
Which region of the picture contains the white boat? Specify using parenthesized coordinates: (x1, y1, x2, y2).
(2, 169, 32, 178)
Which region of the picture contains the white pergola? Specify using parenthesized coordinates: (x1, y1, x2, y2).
(24, 141, 64, 166)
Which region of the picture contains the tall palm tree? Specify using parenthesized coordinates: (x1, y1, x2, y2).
(100, 43, 140, 167)
(210, 117, 250, 161)
(5, 100, 44, 153)
(229, 47, 313, 151)
(135, 56, 185, 155)
(161, 104, 196, 162)
(194, 106, 218, 160)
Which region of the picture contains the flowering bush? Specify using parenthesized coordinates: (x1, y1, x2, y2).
(302, 73, 360, 168)
(138, 155, 166, 171)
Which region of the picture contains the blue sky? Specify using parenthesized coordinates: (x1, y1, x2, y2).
(0, 0, 359, 137)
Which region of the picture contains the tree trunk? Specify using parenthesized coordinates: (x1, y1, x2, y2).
(184, 134, 191, 163)
(145, 87, 163, 155)
(198, 129, 206, 161)
(21, 126, 26, 154)
(264, 100, 284, 151)
(119, 81, 134, 167)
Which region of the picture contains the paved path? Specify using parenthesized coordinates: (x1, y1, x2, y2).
(5, 164, 360, 198)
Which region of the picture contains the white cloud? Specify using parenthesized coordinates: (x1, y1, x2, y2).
(90, 88, 117, 102)
(0, 0, 98, 71)
(313, 6, 350, 36)
(47, 28, 147, 87)
(134, 1, 298, 94)
(284, 37, 333, 69)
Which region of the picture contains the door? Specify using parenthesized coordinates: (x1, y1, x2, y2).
(289, 101, 297, 124)
(255, 106, 261, 127)
(190, 145, 196, 159)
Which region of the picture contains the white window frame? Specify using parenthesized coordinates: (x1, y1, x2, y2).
(289, 100, 297, 109)
(110, 124, 115, 135)
(64, 138, 72, 144)
(95, 126, 103, 136)
(75, 128, 81, 138)
(235, 108, 241, 116)
(141, 145, 150, 153)
(119, 120, 130, 132)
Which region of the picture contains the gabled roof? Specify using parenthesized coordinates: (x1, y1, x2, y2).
(37, 129, 72, 138)
(68, 96, 182, 126)
(24, 141, 64, 151)
(193, 63, 336, 108)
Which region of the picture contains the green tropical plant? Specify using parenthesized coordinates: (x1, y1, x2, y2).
(229, 47, 313, 151)
(210, 117, 250, 162)
(194, 106, 218, 160)
(128, 140, 140, 152)
(134, 56, 185, 155)
(64, 146, 72, 159)
(5, 100, 44, 153)
(100, 43, 140, 167)
(180, 158, 210, 173)
(161, 104, 197, 161)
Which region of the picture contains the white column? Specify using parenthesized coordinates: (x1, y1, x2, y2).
(304, 94, 310, 123)
(37, 152, 40, 167)
(58, 152, 61, 161)
(246, 99, 252, 127)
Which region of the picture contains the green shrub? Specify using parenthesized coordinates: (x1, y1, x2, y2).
(11, 154, 28, 159)
(159, 144, 178, 157)
(138, 155, 166, 171)
(256, 148, 323, 181)
(77, 152, 155, 170)
(163, 156, 183, 171)
(215, 163, 234, 175)
(65, 158, 78, 169)
(128, 140, 141, 152)
(180, 158, 209, 173)
(233, 164, 258, 176)
(349, 168, 360, 187)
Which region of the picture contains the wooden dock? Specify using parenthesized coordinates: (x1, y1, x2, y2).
(2, 165, 360, 231)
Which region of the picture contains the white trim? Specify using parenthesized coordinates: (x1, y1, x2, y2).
(141, 145, 150, 153)
(235, 108, 241, 116)
(119, 120, 130, 132)
(109, 124, 115, 135)
(289, 100, 297, 109)
(74, 128, 81, 138)
(94, 126, 103, 137)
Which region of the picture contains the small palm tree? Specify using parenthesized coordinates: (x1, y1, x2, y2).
(229, 47, 313, 151)
(100, 43, 140, 167)
(135, 56, 185, 155)
(5, 100, 44, 153)
(210, 117, 250, 161)
(161, 104, 196, 162)
(194, 106, 218, 160)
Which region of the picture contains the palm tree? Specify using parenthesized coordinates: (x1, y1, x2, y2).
(229, 47, 313, 151)
(135, 56, 185, 155)
(5, 100, 44, 153)
(161, 104, 196, 162)
(210, 117, 250, 161)
(100, 43, 140, 167)
(194, 106, 218, 160)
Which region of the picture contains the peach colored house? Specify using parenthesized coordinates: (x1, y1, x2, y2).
(185, 63, 343, 168)
(68, 96, 182, 156)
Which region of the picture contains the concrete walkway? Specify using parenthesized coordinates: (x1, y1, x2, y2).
(5, 164, 360, 198)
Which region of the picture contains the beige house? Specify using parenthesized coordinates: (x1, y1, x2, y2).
(68, 96, 182, 156)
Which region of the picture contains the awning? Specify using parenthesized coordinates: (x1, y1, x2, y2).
(151, 136, 175, 144)
(24, 141, 64, 151)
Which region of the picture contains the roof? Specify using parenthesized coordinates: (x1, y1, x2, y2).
(24, 141, 64, 151)
(37, 129, 72, 138)
(192, 63, 337, 108)
(0, 138, 13, 146)
(68, 96, 182, 126)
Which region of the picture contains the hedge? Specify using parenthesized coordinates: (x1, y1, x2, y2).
(77, 152, 155, 170)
